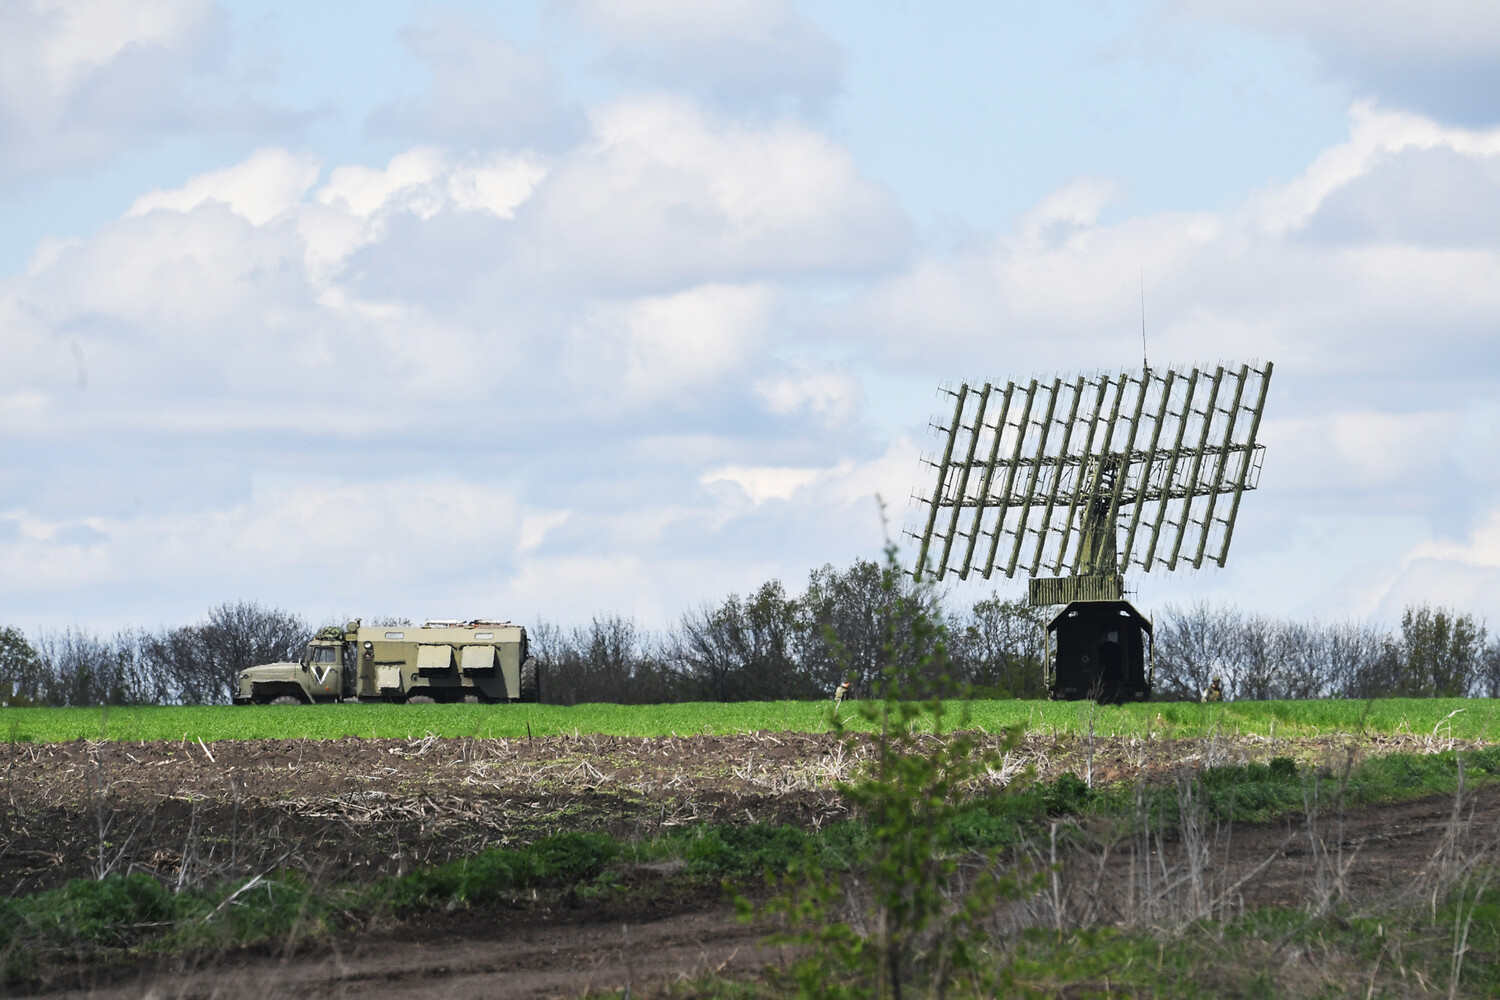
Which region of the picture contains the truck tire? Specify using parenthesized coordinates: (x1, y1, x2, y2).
(519, 658, 539, 703)
(269, 695, 301, 706)
(407, 694, 436, 704)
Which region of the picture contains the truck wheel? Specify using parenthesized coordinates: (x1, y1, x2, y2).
(269, 695, 301, 706)
(407, 694, 436, 704)
(519, 658, 539, 703)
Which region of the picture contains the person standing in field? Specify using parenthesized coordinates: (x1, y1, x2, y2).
(833, 680, 852, 708)
(1202, 676, 1224, 703)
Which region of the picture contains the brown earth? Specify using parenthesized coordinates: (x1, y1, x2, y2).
(1, 729, 1475, 894)
(3, 730, 1495, 998)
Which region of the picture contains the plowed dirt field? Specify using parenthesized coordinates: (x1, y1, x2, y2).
(4, 730, 1495, 997)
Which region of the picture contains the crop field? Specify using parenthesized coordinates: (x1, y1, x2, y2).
(4, 695, 1499, 744)
(4, 700, 1500, 998)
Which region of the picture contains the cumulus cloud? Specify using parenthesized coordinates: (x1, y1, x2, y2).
(1181, 0, 1500, 124)
(850, 105, 1500, 389)
(565, 283, 770, 408)
(1252, 102, 1500, 235)
(128, 148, 321, 224)
(344, 96, 910, 303)
(368, 13, 584, 151)
(0, 0, 299, 186)
(523, 96, 908, 289)
(8, 44, 1500, 633)
(1019, 177, 1122, 244)
(1302, 147, 1500, 249)
(701, 464, 823, 504)
(1390, 506, 1500, 612)
(0, 99, 911, 626)
(561, 0, 842, 112)
(754, 368, 861, 426)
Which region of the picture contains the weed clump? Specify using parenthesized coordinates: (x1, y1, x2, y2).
(687, 824, 817, 876)
(0, 872, 170, 950)
(387, 831, 618, 910)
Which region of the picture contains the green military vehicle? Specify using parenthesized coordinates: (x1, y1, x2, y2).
(233, 619, 539, 705)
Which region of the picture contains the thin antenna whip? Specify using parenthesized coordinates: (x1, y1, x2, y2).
(1139, 268, 1148, 374)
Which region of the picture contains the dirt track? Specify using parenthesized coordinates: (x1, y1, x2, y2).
(4, 731, 1496, 997)
(41, 894, 776, 1000)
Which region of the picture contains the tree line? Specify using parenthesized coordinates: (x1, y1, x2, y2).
(0, 602, 307, 707)
(1151, 601, 1499, 701)
(533, 559, 1049, 704)
(533, 565, 1499, 704)
(1, 559, 1496, 706)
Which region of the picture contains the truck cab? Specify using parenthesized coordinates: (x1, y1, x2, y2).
(233, 634, 352, 705)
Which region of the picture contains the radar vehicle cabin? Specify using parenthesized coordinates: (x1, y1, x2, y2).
(1045, 601, 1153, 702)
(233, 620, 540, 705)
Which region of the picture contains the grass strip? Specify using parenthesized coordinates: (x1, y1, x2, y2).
(4, 697, 1500, 744)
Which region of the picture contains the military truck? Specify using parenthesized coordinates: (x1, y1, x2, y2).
(233, 619, 539, 705)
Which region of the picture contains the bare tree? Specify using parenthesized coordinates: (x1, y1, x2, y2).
(197, 601, 308, 703)
(797, 558, 938, 697)
(533, 616, 680, 705)
(29, 628, 160, 707)
(142, 602, 308, 705)
(1153, 602, 1243, 701)
(1325, 619, 1393, 698)
(1271, 620, 1328, 700)
(140, 626, 214, 705)
(1228, 615, 1337, 701)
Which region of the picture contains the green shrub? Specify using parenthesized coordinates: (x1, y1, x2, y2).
(1041, 771, 1094, 814)
(388, 831, 618, 909)
(687, 824, 811, 875)
(0, 872, 171, 950)
(179, 871, 335, 946)
(1268, 755, 1297, 779)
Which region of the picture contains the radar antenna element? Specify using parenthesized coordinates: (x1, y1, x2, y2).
(909, 362, 1272, 606)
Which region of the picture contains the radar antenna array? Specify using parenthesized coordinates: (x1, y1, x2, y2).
(908, 362, 1272, 604)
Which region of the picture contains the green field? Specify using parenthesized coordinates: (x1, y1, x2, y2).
(2, 697, 1498, 744)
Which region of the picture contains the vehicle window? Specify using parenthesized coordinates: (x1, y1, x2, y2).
(313, 646, 337, 663)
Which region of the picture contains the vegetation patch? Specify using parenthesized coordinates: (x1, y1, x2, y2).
(387, 831, 619, 909)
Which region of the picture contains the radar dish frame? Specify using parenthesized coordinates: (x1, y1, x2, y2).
(907, 362, 1272, 592)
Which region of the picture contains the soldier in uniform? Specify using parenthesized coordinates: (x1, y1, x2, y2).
(1202, 676, 1224, 703)
(833, 680, 852, 708)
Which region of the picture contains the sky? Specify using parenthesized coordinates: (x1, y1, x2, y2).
(3, 0, 1500, 635)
